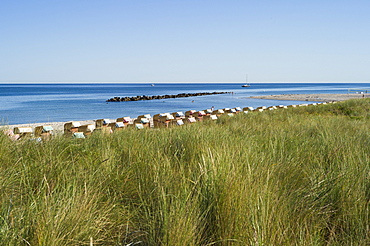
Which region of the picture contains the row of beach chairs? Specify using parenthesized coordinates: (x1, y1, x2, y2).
(3, 125, 54, 141)
(3, 102, 335, 140)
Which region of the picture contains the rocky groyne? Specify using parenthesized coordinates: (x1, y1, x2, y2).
(106, 92, 231, 102)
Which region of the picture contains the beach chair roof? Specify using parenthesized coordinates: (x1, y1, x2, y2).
(140, 118, 150, 124)
(103, 119, 111, 124)
(174, 112, 185, 117)
(135, 123, 144, 129)
(73, 132, 85, 139)
(115, 122, 125, 128)
(65, 121, 81, 128)
(121, 117, 131, 122)
(13, 127, 33, 134)
(187, 117, 197, 123)
(138, 114, 151, 119)
(43, 125, 54, 132)
(84, 124, 95, 132)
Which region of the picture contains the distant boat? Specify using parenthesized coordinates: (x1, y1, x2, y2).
(241, 74, 250, 87)
(151, 84, 155, 86)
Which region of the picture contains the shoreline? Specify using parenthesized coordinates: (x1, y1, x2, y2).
(249, 93, 368, 102)
(3, 93, 367, 133)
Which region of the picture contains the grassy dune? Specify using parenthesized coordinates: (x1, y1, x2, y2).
(1, 99, 369, 245)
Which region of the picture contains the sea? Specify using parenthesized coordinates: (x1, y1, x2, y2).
(0, 83, 369, 125)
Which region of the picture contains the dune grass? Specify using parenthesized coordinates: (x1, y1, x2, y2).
(1, 99, 369, 245)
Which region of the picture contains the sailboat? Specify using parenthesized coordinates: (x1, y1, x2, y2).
(241, 74, 250, 87)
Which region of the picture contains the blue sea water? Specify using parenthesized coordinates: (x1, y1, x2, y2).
(0, 83, 369, 125)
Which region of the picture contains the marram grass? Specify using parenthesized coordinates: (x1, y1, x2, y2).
(1, 99, 369, 245)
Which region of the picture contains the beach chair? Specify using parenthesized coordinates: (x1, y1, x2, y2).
(193, 111, 206, 121)
(137, 114, 151, 120)
(95, 119, 112, 128)
(225, 108, 237, 114)
(157, 114, 175, 128)
(135, 123, 144, 130)
(185, 117, 197, 124)
(243, 107, 254, 112)
(203, 114, 218, 121)
(174, 119, 184, 126)
(116, 116, 132, 126)
(64, 122, 81, 135)
(203, 109, 213, 115)
(171, 112, 185, 119)
(13, 127, 33, 139)
(79, 124, 96, 136)
(256, 106, 267, 112)
(153, 113, 171, 127)
(3, 129, 20, 141)
(134, 118, 150, 128)
(73, 132, 85, 139)
(34, 125, 54, 141)
(112, 121, 125, 132)
(185, 110, 196, 117)
(234, 107, 242, 113)
(211, 109, 225, 117)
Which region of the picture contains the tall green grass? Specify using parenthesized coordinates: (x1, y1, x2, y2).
(1, 99, 369, 245)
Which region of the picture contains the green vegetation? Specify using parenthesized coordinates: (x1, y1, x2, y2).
(1, 99, 369, 245)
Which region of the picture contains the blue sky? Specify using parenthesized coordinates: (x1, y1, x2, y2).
(1, 0, 369, 83)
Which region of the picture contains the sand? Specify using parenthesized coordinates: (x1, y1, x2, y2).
(3, 93, 367, 134)
(249, 93, 368, 102)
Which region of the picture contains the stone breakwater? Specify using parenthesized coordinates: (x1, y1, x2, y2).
(106, 92, 231, 102)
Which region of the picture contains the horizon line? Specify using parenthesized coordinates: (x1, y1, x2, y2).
(0, 81, 369, 84)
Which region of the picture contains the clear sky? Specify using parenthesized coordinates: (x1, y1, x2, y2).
(1, 0, 369, 83)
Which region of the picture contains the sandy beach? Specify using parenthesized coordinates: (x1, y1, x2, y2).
(250, 93, 368, 102)
(3, 93, 367, 134)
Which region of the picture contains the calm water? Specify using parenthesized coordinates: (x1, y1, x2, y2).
(0, 83, 369, 125)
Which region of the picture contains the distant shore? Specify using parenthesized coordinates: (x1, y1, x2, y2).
(249, 93, 368, 102)
(4, 93, 367, 133)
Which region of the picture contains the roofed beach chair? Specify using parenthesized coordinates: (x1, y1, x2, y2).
(95, 119, 112, 128)
(73, 132, 85, 139)
(135, 123, 145, 130)
(171, 112, 185, 119)
(193, 111, 206, 121)
(112, 121, 126, 132)
(3, 129, 20, 141)
(185, 110, 196, 117)
(13, 127, 33, 139)
(185, 117, 197, 124)
(116, 116, 132, 126)
(134, 117, 150, 128)
(79, 124, 96, 136)
(34, 125, 54, 141)
(203, 114, 218, 121)
(64, 121, 81, 136)
(211, 109, 224, 117)
(204, 109, 213, 115)
(234, 107, 242, 113)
